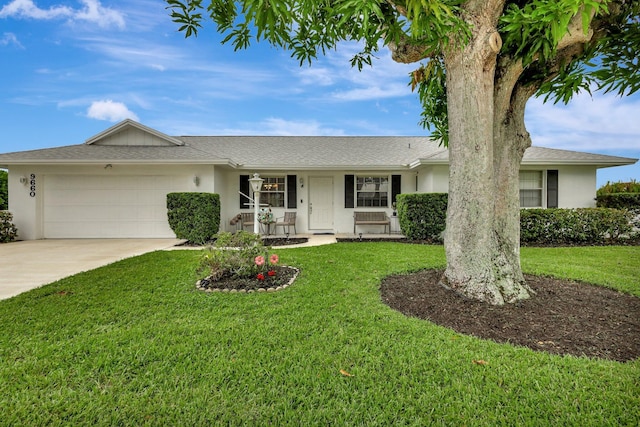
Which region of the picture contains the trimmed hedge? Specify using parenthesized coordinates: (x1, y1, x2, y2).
(396, 193, 448, 241)
(596, 193, 640, 210)
(167, 193, 220, 244)
(396, 192, 637, 245)
(0, 211, 18, 243)
(520, 208, 634, 245)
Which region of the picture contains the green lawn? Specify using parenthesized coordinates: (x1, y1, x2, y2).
(1, 243, 638, 425)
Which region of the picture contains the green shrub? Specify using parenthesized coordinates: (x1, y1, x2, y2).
(198, 231, 276, 280)
(396, 193, 448, 241)
(395, 192, 637, 245)
(596, 193, 640, 209)
(596, 180, 640, 210)
(596, 179, 640, 195)
(166, 192, 220, 245)
(0, 211, 18, 243)
(520, 208, 634, 245)
(0, 170, 8, 211)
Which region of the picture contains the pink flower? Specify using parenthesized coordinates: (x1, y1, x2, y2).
(257, 273, 265, 281)
(270, 254, 279, 265)
(268, 270, 276, 277)
(254, 256, 265, 267)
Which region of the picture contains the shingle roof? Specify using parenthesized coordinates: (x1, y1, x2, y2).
(0, 120, 636, 170)
(179, 135, 443, 169)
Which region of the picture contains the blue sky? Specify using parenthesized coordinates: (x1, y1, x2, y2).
(1, 0, 638, 187)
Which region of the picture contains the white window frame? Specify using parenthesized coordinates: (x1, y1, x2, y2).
(356, 175, 389, 208)
(255, 176, 286, 208)
(519, 170, 544, 208)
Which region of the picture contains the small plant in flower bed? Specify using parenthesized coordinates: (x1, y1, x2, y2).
(197, 231, 297, 291)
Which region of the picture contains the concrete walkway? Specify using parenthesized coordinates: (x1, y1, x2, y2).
(168, 233, 339, 250)
(0, 234, 394, 300)
(0, 239, 181, 300)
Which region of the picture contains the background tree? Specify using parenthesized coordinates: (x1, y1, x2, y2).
(0, 170, 8, 211)
(167, 0, 639, 304)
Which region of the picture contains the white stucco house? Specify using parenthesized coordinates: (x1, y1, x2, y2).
(0, 119, 636, 240)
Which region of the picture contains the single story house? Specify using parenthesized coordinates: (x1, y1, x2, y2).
(0, 119, 636, 240)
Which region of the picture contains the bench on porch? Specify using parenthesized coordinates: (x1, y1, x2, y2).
(353, 211, 391, 234)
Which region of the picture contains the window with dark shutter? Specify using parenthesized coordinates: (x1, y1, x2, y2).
(547, 170, 558, 208)
(287, 175, 297, 209)
(344, 175, 355, 208)
(239, 175, 250, 209)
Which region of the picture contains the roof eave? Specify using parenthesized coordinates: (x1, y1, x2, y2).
(238, 164, 413, 171)
(0, 159, 238, 167)
(521, 159, 638, 168)
(409, 159, 449, 169)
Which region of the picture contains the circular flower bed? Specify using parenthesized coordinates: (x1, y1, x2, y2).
(196, 265, 299, 293)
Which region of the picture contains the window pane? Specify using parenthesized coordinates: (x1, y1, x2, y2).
(520, 189, 542, 207)
(256, 176, 285, 208)
(519, 171, 543, 207)
(356, 176, 389, 208)
(519, 171, 542, 190)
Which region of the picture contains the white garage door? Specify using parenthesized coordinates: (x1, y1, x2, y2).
(44, 175, 187, 238)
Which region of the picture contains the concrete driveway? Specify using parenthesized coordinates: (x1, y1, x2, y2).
(0, 239, 182, 300)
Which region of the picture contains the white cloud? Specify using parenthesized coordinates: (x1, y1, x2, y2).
(218, 118, 346, 136)
(291, 41, 417, 102)
(297, 67, 335, 86)
(0, 0, 124, 29)
(0, 32, 23, 48)
(260, 118, 346, 135)
(75, 0, 125, 29)
(526, 91, 640, 153)
(0, 0, 71, 20)
(86, 100, 138, 122)
(331, 83, 410, 101)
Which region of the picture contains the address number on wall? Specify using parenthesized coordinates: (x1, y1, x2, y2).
(29, 173, 36, 197)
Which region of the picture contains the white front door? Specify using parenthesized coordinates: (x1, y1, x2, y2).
(308, 176, 333, 231)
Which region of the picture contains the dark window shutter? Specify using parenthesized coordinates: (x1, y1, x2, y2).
(239, 175, 250, 209)
(547, 170, 558, 208)
(287, 175, 297, 209)
(391, 175, 401, 204)
(345, 175, 355, 208)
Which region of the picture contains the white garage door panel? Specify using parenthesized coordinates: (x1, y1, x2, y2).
(44, 175, 187, 238)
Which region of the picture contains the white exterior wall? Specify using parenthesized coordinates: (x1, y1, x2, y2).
(557, 165, 597, 208)
(8, 164, 216, 240)
(418, 164, 597, 208)
(219, 170, 419, 235)
(6, 162, 601, 240)
(219, 170, 311, 234)
(8, 166, 41, 240)
(518, 165, 597, 208)
(417, 165, 449, 193)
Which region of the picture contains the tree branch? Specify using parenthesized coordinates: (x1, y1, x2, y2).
(388, 35, 431, 63)
(385, 0, 407, 17)
(555, 2, 602, 51)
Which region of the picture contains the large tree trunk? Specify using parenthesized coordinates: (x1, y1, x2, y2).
(441, 20, 532, 305)
(491, 82, 537, 301)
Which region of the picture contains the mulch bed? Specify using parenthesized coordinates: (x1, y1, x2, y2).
(178, 237, 308, 248)
(197, 265, 298, 292)
(381, 269, 640, 362)
(262, 237, 308, 246)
